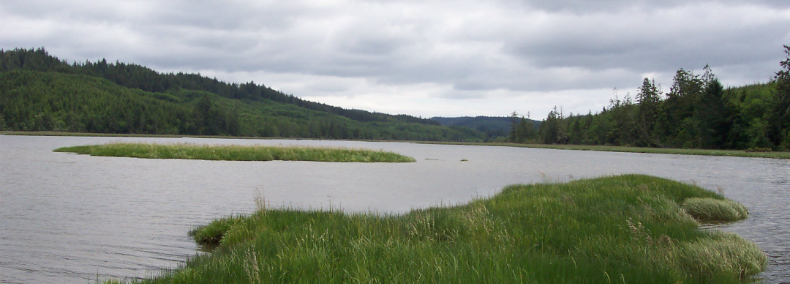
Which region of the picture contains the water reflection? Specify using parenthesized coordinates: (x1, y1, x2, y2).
(0, 135, 787, 283)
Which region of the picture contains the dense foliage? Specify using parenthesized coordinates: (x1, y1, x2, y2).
(0, 48, 485, 141)
(511, 46, 790, 151)
(432, 116, 539, 140)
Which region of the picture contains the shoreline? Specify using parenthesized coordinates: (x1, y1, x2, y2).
(5, 130, 788, 159)
(418, 141, 790, 159)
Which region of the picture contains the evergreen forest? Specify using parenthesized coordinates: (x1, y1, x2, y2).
(510, 45, 790, 151)
(3, 46, 789, 150)
(431, 116, 540, 140)
(0, 48, 485, 141)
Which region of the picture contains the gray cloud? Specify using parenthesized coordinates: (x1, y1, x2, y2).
(510, 0, 790, 13)
(506, 4, 789, 73)
(1, 0, 789, 117)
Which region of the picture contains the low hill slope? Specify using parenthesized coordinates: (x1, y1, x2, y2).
(0, 70, 484, 141)
(432, 116, 541, 139)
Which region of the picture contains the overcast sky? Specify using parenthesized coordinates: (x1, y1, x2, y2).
(2, 0, 789, 119)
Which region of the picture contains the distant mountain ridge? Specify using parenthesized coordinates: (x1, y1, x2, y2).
(431, 116, 540, 139)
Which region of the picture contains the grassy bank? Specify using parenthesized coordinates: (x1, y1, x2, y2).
(117, 175, 765, 284)
(54, 143, 416, 163)
(420, 141, 790, 159)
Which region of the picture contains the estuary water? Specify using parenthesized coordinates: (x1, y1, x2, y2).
(0, 135, 788, 283)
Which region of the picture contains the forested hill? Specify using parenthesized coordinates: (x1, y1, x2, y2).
(0, 48, 485, 141)
(0, 48, 437, 125)
(431, 116, 540, 139)
(514, 50, 790, 151)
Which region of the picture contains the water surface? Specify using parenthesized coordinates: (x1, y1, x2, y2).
(0, 135, 787, 283)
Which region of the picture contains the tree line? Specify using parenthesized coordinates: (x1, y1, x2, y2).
(0, 48, 485, 141)
(510, 45, 790, 151)
(0, 48, 440, 126)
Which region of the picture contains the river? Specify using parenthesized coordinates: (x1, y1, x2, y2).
(0, 135, 787, 283)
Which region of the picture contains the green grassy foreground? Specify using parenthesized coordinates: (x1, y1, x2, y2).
(115, 175, 765, 284)
(54, 143, 416, 163)
(420, 141, 790, 159)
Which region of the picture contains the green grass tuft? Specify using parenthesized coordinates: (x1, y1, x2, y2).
(54, 142, 416, 163)
(189, 216, 246, 245)
(682, 198, 749, 222)
(679, 232, 767, 281)
(109, 175, 766, 284)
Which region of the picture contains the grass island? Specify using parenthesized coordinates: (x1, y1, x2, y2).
(54, 142, 416, 163)
(109, 175, 765, 284)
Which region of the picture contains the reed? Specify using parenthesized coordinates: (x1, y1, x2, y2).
(113, 175, 766, 284)
(54, 142, 416, 163)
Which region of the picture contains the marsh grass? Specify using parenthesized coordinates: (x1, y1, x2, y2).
(682, 198, 749, 222)
(54, 142, 416, 163)
(115, 174, 765, 284)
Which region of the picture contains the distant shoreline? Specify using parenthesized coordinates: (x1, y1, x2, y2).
(1, 130, 284, 139)
(0, 130, 411, 142)
(5, 130, 788, 159)
(419, 141, 790, 159)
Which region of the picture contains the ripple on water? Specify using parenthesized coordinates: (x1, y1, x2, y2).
(1, 135, 788, 283)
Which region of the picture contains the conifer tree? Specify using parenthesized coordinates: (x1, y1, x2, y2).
(772, 45, 790, 148)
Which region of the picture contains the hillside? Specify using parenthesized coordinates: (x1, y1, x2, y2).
(0, 48, 486, 141)
(431, 116, 540, 139)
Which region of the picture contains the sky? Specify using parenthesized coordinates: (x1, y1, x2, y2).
(2, 0, 789, 119)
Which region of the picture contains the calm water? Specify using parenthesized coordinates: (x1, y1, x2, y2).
(1, 135, 788, 283)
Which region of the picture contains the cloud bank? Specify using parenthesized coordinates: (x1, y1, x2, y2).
(2, 0, 789, 118)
